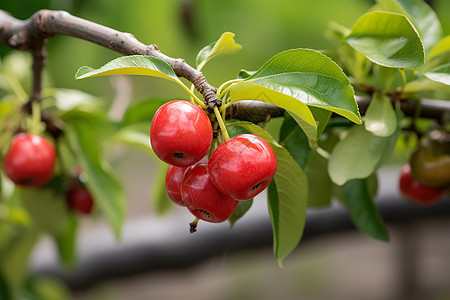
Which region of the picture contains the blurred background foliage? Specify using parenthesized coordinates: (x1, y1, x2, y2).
(1, 0, 447, 107)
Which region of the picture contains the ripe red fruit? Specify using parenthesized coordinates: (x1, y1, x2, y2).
(150, 100, 213, 167)
(165, 165, 187, 206)
(398, 164, 444, 205)
(3, 133, 56, 187)
(181, 162, 238, 223)
(208, 134, 277, 200)
(67, 184, 94, 214)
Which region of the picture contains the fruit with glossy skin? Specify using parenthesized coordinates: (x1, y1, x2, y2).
(165, 165, 187, 206)
(181, 162, 238, 223)
(67, 184, 94, 214)
(150, 100, 213, 167)
(3, 133, 56, 187)
(409, 144, 450, 188)
(208, 134, 277, 200)
(398, 164, 444, 205)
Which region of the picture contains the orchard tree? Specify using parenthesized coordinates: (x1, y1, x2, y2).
(0, 0, 449, 298)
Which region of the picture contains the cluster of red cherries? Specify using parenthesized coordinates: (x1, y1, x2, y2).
(3, 133, 94, 214)
(150, 100, 277, 230)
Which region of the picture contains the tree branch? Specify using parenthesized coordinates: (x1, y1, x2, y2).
(0, 9, 219, 109)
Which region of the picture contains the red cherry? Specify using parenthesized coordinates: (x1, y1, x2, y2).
(150, 100, 213, 167)
(208, 134, 277, 200)
(3, 133, 56, 187)
(181, 162, 238, 223)
(67, 184, 94, 214)
(165, 165, 187, 206)
(399, 164, 444, 205)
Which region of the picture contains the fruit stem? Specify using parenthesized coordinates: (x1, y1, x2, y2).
(214, 105, 230, 141)
(189, 217, 199, 233)
(398, 68, 407, 92)
(30, 101, 43, 135)
(216, 79, 242, 99)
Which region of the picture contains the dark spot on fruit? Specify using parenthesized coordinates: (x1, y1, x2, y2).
(172, 152, 186, 159)
(252, 182, 263, 190)
(199, 209, 212, 220)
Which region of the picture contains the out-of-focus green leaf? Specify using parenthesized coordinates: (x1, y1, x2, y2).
(152, 162, 172, 215)
(109, 123, 153, 154)
(328, 125, 388, 185)
(0, 227, 38, 296)
(342, 178, 389, 241)
(377, 0, 442, 53)
(55, 215, 78, 266)
(48, 88, 106, 114)
(424, 63, 450, 85)
(122, 99, 167, 126)
(346, 11, 424, 69)
(67, 122, 126, 238)
(230, 122, 308, 266)
(196, 32, 242, 71)
(305, 151, 333, 208)
(228, 199, 253, 228)
(20, 187, 70, 236)
(364, 92, 397, 137)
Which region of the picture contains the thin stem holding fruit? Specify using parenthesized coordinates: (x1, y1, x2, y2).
(189, 217, 199, 233)
(214, 106, 230, 141)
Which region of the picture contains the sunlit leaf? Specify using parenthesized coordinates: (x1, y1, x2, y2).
(364, 92, 397, 137)
(75, 55, 198, 101)
(346, 11, 424, 68)
(196, 32, 242, 70)
(377, 0, 442, 53)
(229, 122, 308, 266)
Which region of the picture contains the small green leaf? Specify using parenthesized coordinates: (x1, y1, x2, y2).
(342, 178, 389, 241)
(196, 32, 242, 70)
(377, 0, 442, 53)
(328, 125, 389, 185)
(346, 11, 425, 69)
(67, 122, 126, 238)
(424, 62, 450, 85)
(50, 88, 106, 114)
(364, 92, 397, 137)
(230, 122, 308, 266)
(228, 199, 253, 228)
(75, 55, 197, 101)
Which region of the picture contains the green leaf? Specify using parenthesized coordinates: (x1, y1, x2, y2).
(228, 198, 253, 228)
(364, 92, 397, 137)
(0, 228, 38, 296)
(427, 35, 450, 63)
(75, 55, 197, 101)
(122, 99, 167, 126)
(279, 113, 311, 169)
(109, 123, 153, 154)
(424, 62, 450, 85)
(304, 151, 333, 208)
(55, 215, 78, 266)
(230, 122, 308, 266)
(49, 88, 106, 114)
(346, 11, 425, 69)
(229, 49, 361, 124)
(342, 178, 389, 241)
(328, 125, 389, 185)
(67, 122, 126, 238)
(20, 186, 71, 236)
(152, 162, 173, 215)
(196, 32, 242, 71)
(377, 0, 442, 53)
